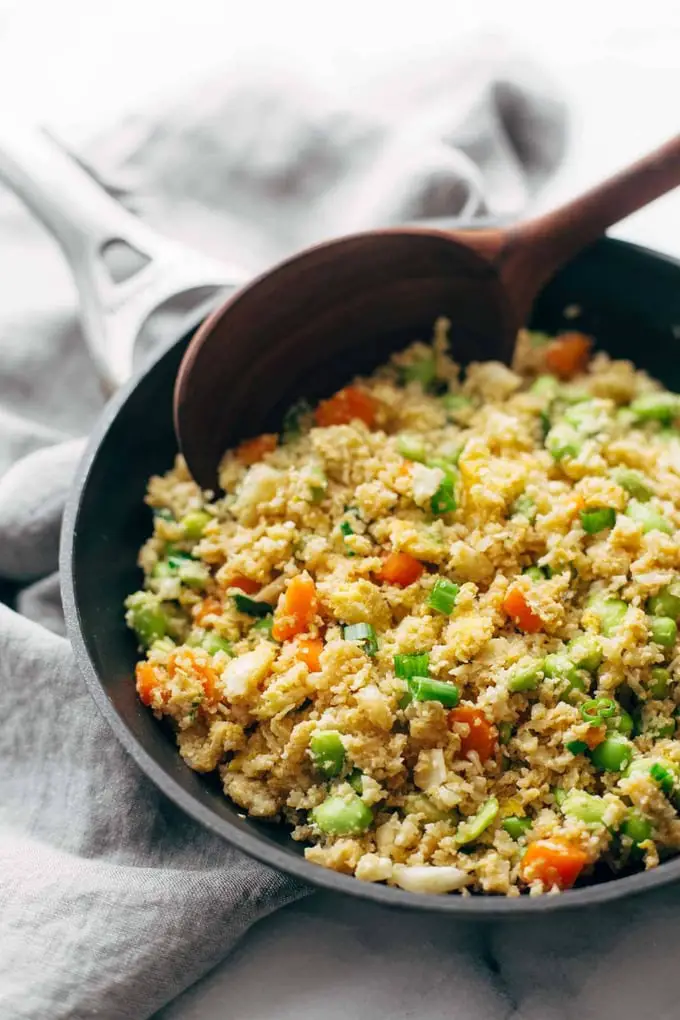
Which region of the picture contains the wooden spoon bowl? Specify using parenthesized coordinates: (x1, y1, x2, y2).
(175, 136, 680, 491)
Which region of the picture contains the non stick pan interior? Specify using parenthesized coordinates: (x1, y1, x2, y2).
(62, 236, 680, 915)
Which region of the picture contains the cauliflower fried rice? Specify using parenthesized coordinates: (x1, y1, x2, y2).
(126, 321, 680, 896)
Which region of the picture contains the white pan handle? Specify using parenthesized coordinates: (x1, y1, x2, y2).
(0, 121, 248, 391)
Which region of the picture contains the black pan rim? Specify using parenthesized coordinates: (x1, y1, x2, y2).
(61, 235, 680, 917)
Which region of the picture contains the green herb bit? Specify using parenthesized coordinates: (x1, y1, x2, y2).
(580, 697, 616, 725)
(201, 633, 233, 656)
(566, 740, 588, 755)
(427, 577, 459, 615)
(343, 622, 378, 656)
(401, 356, 437, 390)
(347, 768, 364, 794)
(650, 762, 676, 795)
(233, 593, 273, 617)
(498, 722, 514, 746)
(454, 797, 499, 846)
(431, 477, 456, 515)
(252, 615, 275, 637)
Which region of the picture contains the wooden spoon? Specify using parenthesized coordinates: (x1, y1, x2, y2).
(175, 135, 680, 491)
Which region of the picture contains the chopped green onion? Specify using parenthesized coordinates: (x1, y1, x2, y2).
(612, 468, 652, 501)
(201, 633, 233, 656)
(590, 735, 632, 772)
(552, 787, 567, 807)
(309, 731, 345, 778)
(508, 658, 544, 693)
(630, 392, 680, 423)
(431, 477, 456, 515)
(311, 794, 373, 835)
(523, 566, 546, 582)
(650, 616, 677, 648)
(394, 652, 430, 679)
(407, 676, 460, 708)
(441, 393, 472, 415)
(502, 816, 531, 840)
(397, 433, 427, 462)
(546, 423, 582, 461)
(498, 722, 514, 745)
(567, 634, 603, 672)
(347, 768, 364, 793)
(180, 510, 212, 540)
(343, 622, 378, 656)
(530, 374, 559, 396)
(580, 697, 616, 724)
(649, 667, 670, 698)
(282, 397, 312, 439)
(454, 797, 499, 846)
(566, 739, 588, 755)
(625, 499, 673, 535)
(252, 615, 275, 637)
(152, 559, 176, 580)
(339, 520, 356, 556)
(580, 507, 616, 534)
(125, 592, 169, 647)
(177, 559, 210, 589)
(233, 593, 273, 617)
(401, 356, 437, 389)
(511, 494, 537, 521)
(650, 762, 676, 795)
(427, 578, 460, 615)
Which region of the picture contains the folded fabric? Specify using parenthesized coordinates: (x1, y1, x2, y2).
(0, 38, 567, 1019)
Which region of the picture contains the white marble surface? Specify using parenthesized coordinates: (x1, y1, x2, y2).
(1, 4, 680, 1018)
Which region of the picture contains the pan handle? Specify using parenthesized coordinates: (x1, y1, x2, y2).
(0, 121, 248, 392)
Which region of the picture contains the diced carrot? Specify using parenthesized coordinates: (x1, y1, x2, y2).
(167, 647, 218, 702)
(448, 705, 498, 762)
(272, 574, 318, 641)
(503, 586, 543, 634)
(235, 433, 278, 465)
(377, 551, 424, 587)
(583, 725, 606, 750)
(194, 597, 222, 625)
(520, 838, 588, 890)
(229, 575, 260, 595)
(294, 636, 324, 672)
(545, 332, 592, 380)
(315, 387, 378, 429)
(136, 662, 159, 707)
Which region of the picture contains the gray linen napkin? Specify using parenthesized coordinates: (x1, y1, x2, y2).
(0, 39, 567, 1019)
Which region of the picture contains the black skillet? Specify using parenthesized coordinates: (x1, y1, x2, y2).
(4, 127, 680, 916)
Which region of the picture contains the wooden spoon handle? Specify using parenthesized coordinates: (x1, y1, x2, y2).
(472, 134, 680, 325)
